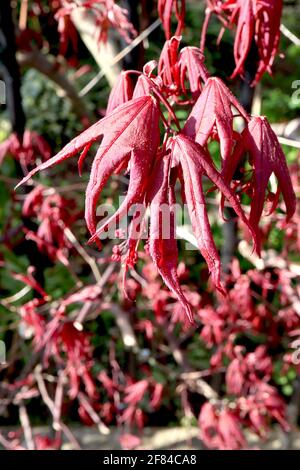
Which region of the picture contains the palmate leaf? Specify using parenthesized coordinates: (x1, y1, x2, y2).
(158, 0, 186, 40)
(179, 46, 210, 99)
(183, 77, 248, 163)
(148, 153, 193, 323)
(106, 71, 134, 115)
(17, 96, 160, 238)
(171, 135, 258, 293)
(222, 116, 296, 232)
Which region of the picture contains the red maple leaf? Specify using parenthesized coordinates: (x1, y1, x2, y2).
(170, 134, 258, 293)
(202, 0, 283, 85)
(222, 116, 296, 235)
(17, 96, 160, 241)
(183, 77, 249, 163)
(158, 0, 186, 40)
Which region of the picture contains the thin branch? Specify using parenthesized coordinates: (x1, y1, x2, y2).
(105, 303, 138, 350)
(63, 226, 102, 283)
(277, 136, 300, 149)
(79, 18, 162, 97)
(78, 392, 110, 435)
(280, 24, 300, 46)
(19, 403, 35, 450)
(1, 285, 31, 304)
(73, 263, 115, 328)
(161, 321, 218, 401)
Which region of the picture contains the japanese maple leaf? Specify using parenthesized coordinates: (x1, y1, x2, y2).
(230, 0, 255, 80)
(0, 130, 51, 169)
(147, 153, 193, 323)
(106, 71, 133, 114)
(222, 116, 296, 232)
(124, 380, 149, 406)
(202, 0, 283, 85)
(183, 77, 249, 163)
(158, 36, 181, 97)
(254, 0, 283, 84)
(170, 134, 258, 293)
(158, 0, 186, 40)
(17, 96, 160, 240)
(179, 46, 210, 99)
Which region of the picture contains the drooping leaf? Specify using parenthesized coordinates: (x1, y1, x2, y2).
(17, 97, 160, 239)
(171, 134, 258, 292)
(202, 0, 283, 85)
(86, 97, 160, 239)
(148, 153, 193, 323)
(222, 116, 296, 231)
(179, 46, 210, 99)
(158, 0, 186, 40)
(158, 36, 181, 96)
(183, 77, 248, 163)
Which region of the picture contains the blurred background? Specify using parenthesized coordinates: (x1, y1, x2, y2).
(0, 0, 300, 450)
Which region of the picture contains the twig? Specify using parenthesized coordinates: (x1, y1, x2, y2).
(79, 18, 162, 97)
(1, 285, 31, 304)
(280, 24, 300, 46)
(161, 322, 218, 401)
(105, 303, 138, 350)
(277, 136, 300, 149)
(63, 226, 102, 283)
(53, 370, 65, 430)
(78, 392, 110, 435)
(34, 365, 81, 449)
(73, 263, 115, 328)
(19, 403, 35, 450)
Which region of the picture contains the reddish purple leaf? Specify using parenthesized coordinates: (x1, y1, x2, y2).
(17, 96, 160, 240)
(106, 71, 134, 115)
(179, 46, 210, 98)
(171, 134, 258, 292)
(147, 153, 194, 323)
(183, 77, 249, 163)
(222, 116, 296, 231)
(158, 0, 186, 40)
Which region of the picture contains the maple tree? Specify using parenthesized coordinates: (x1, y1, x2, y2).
(0, 0, 299, 451)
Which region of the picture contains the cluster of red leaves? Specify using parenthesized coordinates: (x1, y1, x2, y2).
(16, 0, 136, 65)
(18, 36, 295, 324)
(55, 0, 137, 50)
(2, 247, 299, 449)
(201, 0, 283, 84)
(22, 185, 78, 264)
(17, 285, 98, 400)
(1, 0, 298, 452)
(0, 131, 51, 173)
(196, 258, 300, 449)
